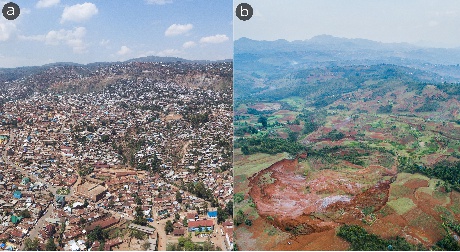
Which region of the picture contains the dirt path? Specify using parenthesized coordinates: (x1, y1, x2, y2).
(151, 218, 168, 250)
(179, 140, 192, 164)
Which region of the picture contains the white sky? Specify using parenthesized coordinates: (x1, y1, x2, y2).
(234, 0, 460, 48)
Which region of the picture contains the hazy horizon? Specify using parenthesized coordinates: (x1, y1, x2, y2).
(234, 0, 460, 49)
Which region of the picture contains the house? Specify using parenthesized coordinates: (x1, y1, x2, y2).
(186, 212, 198, 222)
(56, 195, 65, 208)
(222, 221, 233, 229)
(187, 219, 214, 232)
(85, 217, 120, 232)
(224, 227, 234, 250)
(10, 215, 22, 224)
(128, 223, 156, 235)
(172, 228, 185, 236)
(103, 238, 123, 251)
(21, 177, 30, 185)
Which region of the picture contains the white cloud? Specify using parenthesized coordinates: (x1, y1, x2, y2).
(199, 34, 229, 44)
(0, 20, 17, 41)
(46, 27, 87, 53)
(36, 0, 60, 8)
(146, 0, 172, 5)
(61, 2, 98, 23)
(182, 41, 196, 48)
(18, 34, 43, 41)
(165, 23, 193, 36)
(157, 49, 181, 57)
(117, 46, 132, 56)
(20, 27, 87, 53)
(99, 39, 110, 46)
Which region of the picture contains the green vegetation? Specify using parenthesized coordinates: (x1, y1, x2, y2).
(133, 206, 147, 226)
(434, 235, 460, 251)
(165, 220, 174, 234)
(23, 238, 40, 251)
(129, 228, 146, 240)
(323, 129, 345, 141)
(377, 104, 393, 113)
(258, 116, 268, 128)
(20, 209, 31, 218)
(386, 198, 416, 215)
(167, 234, 221, 251)
(236, 136, 304, 155)
(225, 201, 233, 217)
(398, 158, 460, 191)
(415, 99, 439, 113)
(235, 61, 460, 251)
(87, 225, 109, 247)
(217, 206, 227, 224)
(234, 125, 258, 136)
(56, 187, 70, 195)
(303, 121, 319, 135)
(185, 181, 218, 207)
(234, 193, 244, 204)
(45, 237, 57, 251)
(337, 224, 424, 250)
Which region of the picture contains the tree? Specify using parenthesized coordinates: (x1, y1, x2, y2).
(135, 196, 142, 205)
(87, 226, 108, 243)
(108, 199, 115, 209)
(258, 116, 268, 128)
(288, 130, 299, 142)
(175, 212, 180, 222)
(46, 237, 57, 251)
(217, 207, 227, 224)
(165, 220, 174, 235)
(100, 135, 109, 143)
(133, 206, 147, 226)
(142, 241, 151, 250)
(129, 229, 146, 240)
(176, 191, 183, 203)
(202, 202, 209, 215)
(241, 145, 250, 155)
(235, 210, 245, 226)
(436, 235, 460, 250)
(225, 201, 233, 217)
(24, 238, 40, 251)
(182, 217, 188, 227)
(20, 209, 31, 218)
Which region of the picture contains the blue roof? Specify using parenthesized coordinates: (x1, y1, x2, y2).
(207, 211, 217, 217)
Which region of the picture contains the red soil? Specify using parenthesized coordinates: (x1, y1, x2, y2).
(271, 229, 350, 251)
(404, 179, 428, 189)
(369, 132, 386, 140)
(248, 156, 391, 234)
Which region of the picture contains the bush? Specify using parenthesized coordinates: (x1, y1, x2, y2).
(337, 225, 421, 251)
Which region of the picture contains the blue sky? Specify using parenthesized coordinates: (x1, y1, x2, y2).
(0, 0, 232, 67)
(234, 0, 460, 48)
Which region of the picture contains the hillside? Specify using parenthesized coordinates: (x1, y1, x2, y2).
(234, 37, 460, 251)
(0, 58, 232, 105)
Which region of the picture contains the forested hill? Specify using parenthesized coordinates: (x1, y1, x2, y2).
(234, 36, 460, 101)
